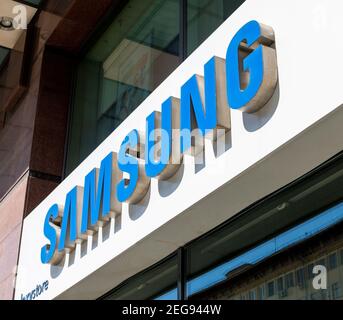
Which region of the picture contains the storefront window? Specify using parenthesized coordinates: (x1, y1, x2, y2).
(328, 253, 338, 270)
(66, 0, 181, 174)
(0, 47, 9, 71)
(331, 282, 342, 300)
(187, 0, 244, 55)
(103, 255, 178, 300)
(66, 0, 246, 175)
(102, 153, 343, 300)
(186, 202, 343, 298)
(186, 154, 343, 300)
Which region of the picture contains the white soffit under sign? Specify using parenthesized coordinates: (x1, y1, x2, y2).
(0, 0, 37, 49)
(15, 0, 343, 300)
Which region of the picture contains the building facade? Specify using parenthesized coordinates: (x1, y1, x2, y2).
(1, 0, 343, 300)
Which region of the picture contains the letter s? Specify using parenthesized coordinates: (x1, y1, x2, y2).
(117, 130, 150, 204)
(41, 204, 58, 264)
(40, 204, 63, 265)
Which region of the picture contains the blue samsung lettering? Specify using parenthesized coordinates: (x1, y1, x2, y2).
(58, 187, 78, 251)
(226, 20, 264, 110)
(116, 130, 140, 203)
(145, 97, 173, 177)
(40, 204, 59, 264)
(180, 57, 218, 153)
(40, 21, 271, 265)
(81, 152, 113, 233)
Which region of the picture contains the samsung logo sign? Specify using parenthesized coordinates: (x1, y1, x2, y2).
(40, 20, 278, 265)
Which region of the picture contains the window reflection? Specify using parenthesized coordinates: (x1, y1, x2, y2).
(66, 0, 247, 174)
(23, 0, 43, 6)
(0, 47, 9, 71)
(104, 255, 178, 300)
(187, 201, 343, 297)
(102, 155, 343, 301)
(228, 244, 343, 301)
(154, 288, 178, 300)
(186, 156, 343, 299)
(187, 0, 244, 55)
(66, 0, 180, 174)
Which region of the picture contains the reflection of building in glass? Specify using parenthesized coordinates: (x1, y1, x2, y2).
(66, 0, 181, 174)
(232, 249, 343, 300)
(100, 38, 179, 130)
(193, 226, 343, 301)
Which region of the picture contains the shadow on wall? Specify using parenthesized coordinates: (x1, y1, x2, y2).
(242, 81, 280, 132)
(50, 212, 123, 279)
(128, 187, 151, 221)
(158, 163, 185, 198)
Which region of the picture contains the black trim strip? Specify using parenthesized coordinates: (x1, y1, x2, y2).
(177, 247, 187, 300)
(29, 170, 61, 183)
(179, 0, 187, 61)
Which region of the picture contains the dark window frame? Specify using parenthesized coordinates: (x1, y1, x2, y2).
(0, 46, 10, 73)
(14, 0, 45, 9)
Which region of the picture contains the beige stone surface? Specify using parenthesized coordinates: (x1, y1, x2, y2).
(0, 173, 28, 300)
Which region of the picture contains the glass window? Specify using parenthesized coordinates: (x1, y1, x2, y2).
(66, 0, 247, 174)
(316, 258, 326, 268)
(66, 0, 180, 174)
(186, 154, 343, 298)
(103, 153, 343, 300)
(267, 282, 275, 297)
(257, 286, 265, 300)
(340, 249, 343, 265)
(285, 273, 294, 289)
(307, 263, 315, 280)
(311, 290, 327, 300)
(248, 290, 256, 300)
(277, 277, 284, 292)
(103, 255, 178, 300)
(0, 47, 9, 71)
(187, 0, 245, 55)
(331, 283, 342, 300)
(296, 268, 305, 288)
(327, 253, 337, 270)
(22, 0, 43, 6)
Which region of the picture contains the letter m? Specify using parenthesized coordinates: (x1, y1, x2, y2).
(81, 152, 121, 234)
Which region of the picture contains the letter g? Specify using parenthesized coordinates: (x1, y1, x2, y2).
(226, 20, 277, 113)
